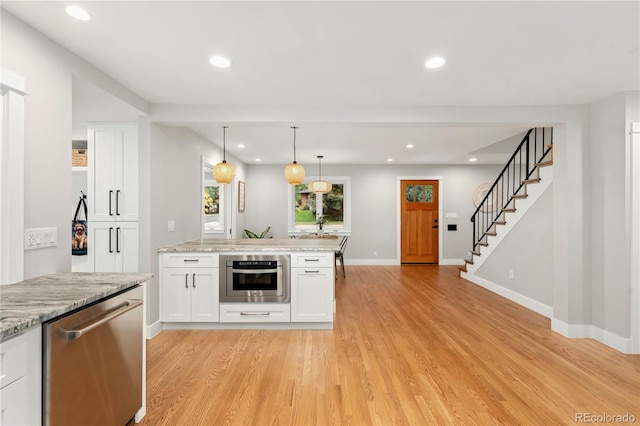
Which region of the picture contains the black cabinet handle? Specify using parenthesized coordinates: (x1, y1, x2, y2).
(116, 227, 121, 253)
(109, 190, 114, 216)
(116, 190, 121, 216)
(192, 273, 196, 288)
(108, 227, 114, 253)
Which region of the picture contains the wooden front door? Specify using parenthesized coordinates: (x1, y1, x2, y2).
(401, 180, 439, 263)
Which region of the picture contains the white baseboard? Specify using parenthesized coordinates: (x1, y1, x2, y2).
(347, 259, 399, 265)
(346, 259, 464, 266)
(440, 258, 465, 266)
(551, 319, 634, 354)
(146, 320, 163, 339)
(461, 273, 554, 318)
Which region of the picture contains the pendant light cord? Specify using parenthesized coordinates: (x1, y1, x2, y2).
(292, 126, 298, 163)
(222, 126, 228, 162)
(317, 155, 323, 180)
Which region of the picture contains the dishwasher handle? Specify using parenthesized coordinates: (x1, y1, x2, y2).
(59, 299, 143, 342)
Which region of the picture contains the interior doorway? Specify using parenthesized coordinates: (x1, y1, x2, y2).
(400, 180, 439, 263)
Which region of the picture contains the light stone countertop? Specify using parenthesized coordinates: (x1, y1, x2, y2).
(0, 272, 153, 340)
(157, 238, 341, 253)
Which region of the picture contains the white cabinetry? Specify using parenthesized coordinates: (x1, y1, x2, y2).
(93, 222, 139, 273)
(220, 303, 291, 323)
(290, 253, 334, 323)
(161, 254, 219, 322)
(88, 123, 139, 272)
(88, 124, 139, 222)
(0, 327, 41, 425)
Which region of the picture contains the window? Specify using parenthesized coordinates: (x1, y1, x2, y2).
(202, 161, 225, 234)
(288, 176, 351, 234)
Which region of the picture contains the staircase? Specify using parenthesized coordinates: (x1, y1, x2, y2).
(459, 127, 553, 275)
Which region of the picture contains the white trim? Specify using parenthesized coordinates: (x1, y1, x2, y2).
(461, 272, 554, 318)
(162, 322, 333, 331)
(146, 320, 163, 339)
(551, 319, 633, 354)
(395, 176, 444, 264)
(630, 123, 640, 353)
(440, 258, 465, 266)
(347, 258, 399, 266)
(0, 69, 26, 285)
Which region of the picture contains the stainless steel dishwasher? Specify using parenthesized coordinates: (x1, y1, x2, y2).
(43, 285, 143, 426)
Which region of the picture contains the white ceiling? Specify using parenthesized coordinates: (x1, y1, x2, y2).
(3, 1, 639, 165)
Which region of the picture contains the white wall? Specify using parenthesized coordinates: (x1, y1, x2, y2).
(475, 185, 553, 306)
(1, 11, 148, 279)
(246, 163, 503, 262)
(144, 123, 245, 325)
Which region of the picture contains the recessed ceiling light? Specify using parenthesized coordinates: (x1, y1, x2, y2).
(468, 157, 478, 162)
(387, 158, 394, 162)
(210, 55, 231, 68)
(237, 144, 245, 149)
(255, 158, 261, 162)
(406, 144, 414, 149)
(66, 5, 91, 21)
(425, 57, 446, 69)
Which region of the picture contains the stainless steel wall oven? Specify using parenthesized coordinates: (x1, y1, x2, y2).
(220, 254, 290, 303)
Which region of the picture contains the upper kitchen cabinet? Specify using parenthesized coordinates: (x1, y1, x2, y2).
(88, 123, 139, 222)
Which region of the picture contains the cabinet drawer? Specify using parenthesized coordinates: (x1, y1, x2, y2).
(163, 253, 219, 267)
(0, 333, 27, 388)
(291, 253, 334, 268)
(220, 303, 291, 323)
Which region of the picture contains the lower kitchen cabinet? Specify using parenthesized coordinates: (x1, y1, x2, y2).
(220, 303, 291, 323)
(0, 327, 41, 425)
(161, 254, 219, 322)
(290, 253, 334, 323)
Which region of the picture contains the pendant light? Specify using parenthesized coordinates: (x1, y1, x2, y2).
(284, 126, 305, 184)
(308, 155, 332, 194)
(213, 126, 234, 184)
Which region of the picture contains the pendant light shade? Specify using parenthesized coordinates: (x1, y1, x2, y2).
(308, 155, 332, 194)
(214, 126, 234, 184)
(285, 126, 305, 184)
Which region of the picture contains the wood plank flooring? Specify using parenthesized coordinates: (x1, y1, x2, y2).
(140, 265, 639, 425)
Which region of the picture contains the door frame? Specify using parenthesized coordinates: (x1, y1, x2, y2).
(396, 176, 444, 265)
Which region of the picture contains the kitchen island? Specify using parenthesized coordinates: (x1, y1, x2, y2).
(0, 272, 152, 425)
(158, 238, 340, 330)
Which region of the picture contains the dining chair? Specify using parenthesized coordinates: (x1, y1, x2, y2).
(335, 236, 349, 278)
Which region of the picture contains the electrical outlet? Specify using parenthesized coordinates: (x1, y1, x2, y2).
(25, 230, 36, 249)
(508, 269, 514, 279)
(168, 220, 175, 232)
(373, 251, 378, 258)
(25, 227, 57, 250)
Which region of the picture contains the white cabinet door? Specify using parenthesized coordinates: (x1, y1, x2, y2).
(88, 123, 138, 222)
(116, 222, 139, 272)
(0, 376, 28, 425)
(190, 268, 219, 322)
(291, 268, 334, 322)
(92, 221, 139, 272)
(161, 267, 192, 322)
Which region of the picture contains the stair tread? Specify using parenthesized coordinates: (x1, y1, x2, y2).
(536, 160, 553, 167)
(471, 250, 481, 256)
(502, 207, 516, 212)
(524, 178, 541, 184)
(512, 194, 528, 199)
(493, 220, 506, 225)
(464, 258, 474, 264)
(478, 242, 489, 246)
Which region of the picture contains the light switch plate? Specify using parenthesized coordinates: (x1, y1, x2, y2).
(25, 227, 57, 250)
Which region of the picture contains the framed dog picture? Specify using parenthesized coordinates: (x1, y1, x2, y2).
(72, 194, 88, 256)
(72, 221, 88, 256)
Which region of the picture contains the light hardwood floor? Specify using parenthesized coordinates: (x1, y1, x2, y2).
(141, 265, 639, 425)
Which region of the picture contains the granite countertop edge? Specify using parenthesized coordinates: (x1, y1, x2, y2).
(1, 272, 153, 340)
(157, 238, 341, 253)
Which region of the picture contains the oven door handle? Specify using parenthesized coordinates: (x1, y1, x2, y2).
(231, 269, 277, 274)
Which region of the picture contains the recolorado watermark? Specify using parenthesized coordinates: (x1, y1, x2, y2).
(576, 413, 637, 423)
